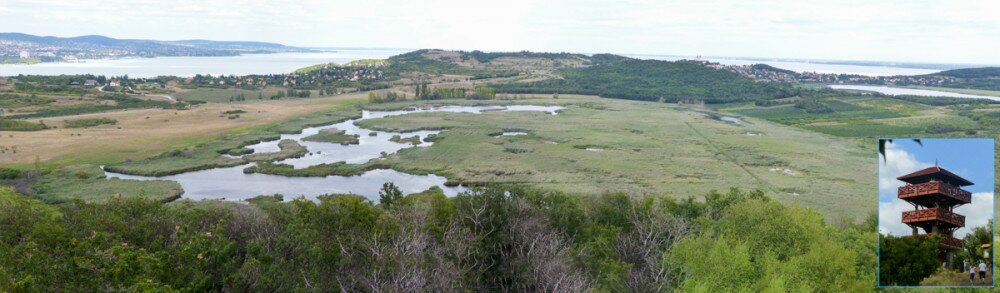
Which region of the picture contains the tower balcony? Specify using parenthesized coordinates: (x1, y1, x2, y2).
(898, 181, 972, 207)
(902, 207, 965, 228)
(936, 235, 963, 249)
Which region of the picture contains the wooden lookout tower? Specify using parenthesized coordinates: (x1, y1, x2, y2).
(897, 166, 973, 265)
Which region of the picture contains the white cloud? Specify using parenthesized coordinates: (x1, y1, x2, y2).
(955, 192, 995, 238)
(879, 199, 916, 236)
(878, 142, 932, 199)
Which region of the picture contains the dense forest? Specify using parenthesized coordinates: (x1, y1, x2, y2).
(0, 184, 875, 291)
(494, 59, 795, 103)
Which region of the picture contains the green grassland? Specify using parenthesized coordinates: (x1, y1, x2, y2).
(33, 165, 183, 203)
(722, 95, 987, 138)
(718, 93, 1000, 219)
(353, 95, 873, 220)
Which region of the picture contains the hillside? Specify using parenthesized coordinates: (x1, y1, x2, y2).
(385, 49, 591, 76)
(383, 50, 790, 103)
(494, 58, 791, 103)
(891, 66, 1000, 91)
(929, 67, 1000, 79)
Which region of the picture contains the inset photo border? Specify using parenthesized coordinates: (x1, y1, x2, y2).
(878, 138, 995, 288)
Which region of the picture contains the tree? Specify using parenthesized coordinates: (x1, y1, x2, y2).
(379, 182, 404, 208)
(879, 234, 940, 286)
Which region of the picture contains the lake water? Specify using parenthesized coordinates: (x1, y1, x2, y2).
(629, 54, 943, 76)
(828, 85, 1000, 101)
(1, 49, 952, 78)
(105, 105, 564, 202)
(0, 49, 409, 78)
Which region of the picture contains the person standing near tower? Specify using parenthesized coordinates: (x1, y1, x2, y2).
(979, 261, 988, 283)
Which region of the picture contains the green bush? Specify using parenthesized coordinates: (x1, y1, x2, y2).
(0, 119, 46, 131)
(64, 118, 117, 128)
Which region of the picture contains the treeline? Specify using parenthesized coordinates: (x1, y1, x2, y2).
(470, 72, 520, 80)
(494, 59, 794, 103)
(0, 185, 874, 291)
(368, 87, 498, 104)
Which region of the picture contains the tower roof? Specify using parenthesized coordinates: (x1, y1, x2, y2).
(897, 166, 973, 186)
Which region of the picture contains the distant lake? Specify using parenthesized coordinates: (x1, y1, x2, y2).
(0, 49, 409, 78)
(1, 49, 956, 78)
(828, 85, 1000, 101)
(629, 54, 942, 76)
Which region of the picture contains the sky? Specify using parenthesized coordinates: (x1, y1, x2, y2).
(878, 139, 995, 238)
(1, 0, 999, 65)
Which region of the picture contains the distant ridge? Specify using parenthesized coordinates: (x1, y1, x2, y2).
(928, 67, 1000, 78)
(0, 32, 311, 60)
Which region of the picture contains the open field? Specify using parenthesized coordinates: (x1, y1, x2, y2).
(355, 95, 874, 220)
(720, 95, 989, 138)
(0, 91, 369, 168)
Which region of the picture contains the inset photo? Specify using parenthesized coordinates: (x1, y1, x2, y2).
(879, 138, 995, 288)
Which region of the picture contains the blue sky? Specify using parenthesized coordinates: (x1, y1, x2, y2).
(1, 0, 999, 64)
(878, 138, 995, 238)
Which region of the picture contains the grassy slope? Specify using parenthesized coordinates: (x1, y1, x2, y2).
(719, 94, 1000, 219)
(356, 95, 872, 220)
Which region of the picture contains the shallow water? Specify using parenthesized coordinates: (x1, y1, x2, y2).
(719, 116, 743, 124)
(105, 105, 564, 201)
(828, 85, 1000, 101)
(493, 132, 528, 137)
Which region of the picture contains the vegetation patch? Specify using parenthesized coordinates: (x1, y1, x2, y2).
(244, 161, 374, 177)
(389, 134, 422, 145)
(64, 118, 117, 128)
(0, 119, 47, 131)
(303, 128, 360, 145)
(33, 165, 183, 203)
(244, 140, 308, 161)
(0, 93, 54, 108)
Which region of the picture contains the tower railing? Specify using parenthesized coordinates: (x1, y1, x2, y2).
(898, 181, 972, 203)
(901, 207, 965, 227)
(938, 235, 963, 248)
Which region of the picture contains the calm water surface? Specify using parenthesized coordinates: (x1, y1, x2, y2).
(0, 49, 408, 78)
(105, 105, 564, 202)
(828, 85, 1000, 101)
